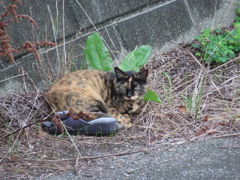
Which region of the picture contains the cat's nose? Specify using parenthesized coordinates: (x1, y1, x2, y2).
(127, 91, 133, 98)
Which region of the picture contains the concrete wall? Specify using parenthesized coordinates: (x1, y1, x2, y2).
(0, 0, 238, 95)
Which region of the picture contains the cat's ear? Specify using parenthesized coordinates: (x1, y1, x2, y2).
(114, 67, 128, 80)
(136, 68, 148, 80)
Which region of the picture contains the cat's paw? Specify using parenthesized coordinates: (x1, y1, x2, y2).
(116, 122, 132, 129)
(123, 122, 132, 128)
(120, 114, 132, 128)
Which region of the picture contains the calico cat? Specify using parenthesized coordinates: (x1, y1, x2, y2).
(47, 67, 148, 128)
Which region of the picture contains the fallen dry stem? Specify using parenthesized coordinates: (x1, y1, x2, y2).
(24, 149, 143, 162)
(0, 119, 49, 140)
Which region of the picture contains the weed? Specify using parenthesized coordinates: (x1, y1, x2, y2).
(95, 126, 103, 136)
(85, 32, 112, 71)
(235, 2, 240, 22)
(7, 133, 13, 146)
(0, 0, 56, 63)
(108, 128, 115, 137)
(181, 72, 206, 121)
(79, 59, 85, 70)
(143, 89, 161, 103)
(83, 126, 88, 135)
(119, 45, 151, 72)
(36, 153, 41, 159)
(192, 24, 240, 64)
(192, 3, 240, 64)
(225, 106, 231, 113)
(71, 59, 75, 72)
(84, 32, 160, 103)
(163, 72, 173, 107)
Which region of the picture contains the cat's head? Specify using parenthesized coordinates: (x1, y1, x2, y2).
(114, 67, 148, 101)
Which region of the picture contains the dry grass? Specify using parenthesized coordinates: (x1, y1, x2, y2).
(0, 43, 240, 178)
(138, 44, 240, 144)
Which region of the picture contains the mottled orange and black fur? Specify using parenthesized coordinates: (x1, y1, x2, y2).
(48, 67, 148, 127)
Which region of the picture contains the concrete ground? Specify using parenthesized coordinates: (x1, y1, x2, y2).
(43, 137, 240, 180)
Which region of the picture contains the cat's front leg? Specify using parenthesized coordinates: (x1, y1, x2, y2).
(107, 107, 132, 128)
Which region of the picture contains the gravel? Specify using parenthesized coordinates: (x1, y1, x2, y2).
(43, 137, 240, 180)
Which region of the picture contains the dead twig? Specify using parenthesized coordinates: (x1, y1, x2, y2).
(0, 73, 28, 83)
(0, 118, 50, 140)
(209, 56, 240, 73)
(187, 50, 223, 97)
(24, 149, 143, 162)
(212, 133, 240, 138)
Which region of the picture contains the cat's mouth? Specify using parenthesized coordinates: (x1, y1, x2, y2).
(123, 96, 138, 101)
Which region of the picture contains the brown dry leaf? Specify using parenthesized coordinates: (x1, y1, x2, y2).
(52, 115, 64, 133)
(177, 106, 188, 114)
(10, 156, 18, 163)
(201, 115, 208, 122)
(37, 126, 48, 138)
(66, 109, 90, 120)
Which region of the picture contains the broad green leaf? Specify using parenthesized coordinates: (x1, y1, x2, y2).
(195, 36, 201, 40)
(203, 28, 211, 36)
(195, 52, 201, 56)
(218, 56, 229, 62)
(215, 28, 221, 33)
(229, 53, 235, 58)
(119, 45, 152, 71)
(235, 16, 240, 22)
(84, 33, 112, 71)
(236, 7, 240, 16)
(234, 46, 240, 51)
(192, 44, 200, 48)
(144, 89, 162, 103)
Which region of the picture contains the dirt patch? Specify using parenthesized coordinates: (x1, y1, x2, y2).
(0, 43, 240, 179)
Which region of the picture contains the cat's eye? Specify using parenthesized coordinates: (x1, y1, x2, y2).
(135, 85, 141, 90)
(120, 86, 125, 90)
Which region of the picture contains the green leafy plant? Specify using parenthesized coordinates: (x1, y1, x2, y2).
(181, 75, 206, 121)
(143, 89, 161, 103)
(84, 32, 161, 103)
(162, 72, 173, 107)
(192, 23, 240, 64)
(85, 33, 112, 71)
(119, 45, 152, 71)
(192, 3, 240, 65)
(235, 2, 240, 22)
